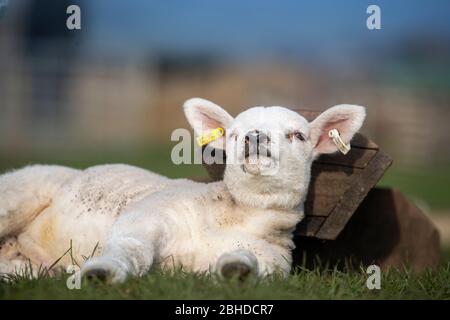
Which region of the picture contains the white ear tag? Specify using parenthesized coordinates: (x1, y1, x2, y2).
(328, 129, 351, 155)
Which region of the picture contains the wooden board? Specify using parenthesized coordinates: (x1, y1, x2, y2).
(293, 188, 441, 271)
(201, 110, 393, 240)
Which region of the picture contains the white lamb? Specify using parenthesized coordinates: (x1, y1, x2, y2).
(0, 98, 365, 282)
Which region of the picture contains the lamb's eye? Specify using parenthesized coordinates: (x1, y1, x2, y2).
(286, 131, 306, 142)
(294, 131, 305, 141)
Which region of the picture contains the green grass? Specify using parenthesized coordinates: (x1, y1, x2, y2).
(1, 259, 449, 300)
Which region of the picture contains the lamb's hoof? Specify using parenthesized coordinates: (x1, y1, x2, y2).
(83, 268, 110, 283)
(221, 262, 254, 281)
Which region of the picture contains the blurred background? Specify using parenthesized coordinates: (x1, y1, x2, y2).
(0, 1, 449, 246)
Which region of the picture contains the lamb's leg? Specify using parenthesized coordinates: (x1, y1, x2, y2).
(217, 246, 292, 280)
(216, 249, 259, 280)
(80, 212, 168, 283)
(80, 235, 156, 283)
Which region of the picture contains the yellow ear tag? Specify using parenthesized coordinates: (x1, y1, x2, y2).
(196, 127, 225, 147)
(328, 129, 351, 155)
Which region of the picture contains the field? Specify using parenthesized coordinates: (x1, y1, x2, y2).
(1, 258, 449, 299)
(0, 146, 449, 300)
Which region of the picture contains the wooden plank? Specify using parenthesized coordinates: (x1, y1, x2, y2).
(294, 216, 325, 237)
(309, 168, 355, 194)
(315, 150, 393, 240)
(315, 148, 377, 169)
(305, 167, 361, 217)
(350, 133, 379, 150)
(305, 198, 337, 217)
(308, 165, 356, 195)
(293, 188, 441, 271)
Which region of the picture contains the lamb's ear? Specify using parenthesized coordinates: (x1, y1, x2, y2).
(183, 98, 234, 149)
(309, 104, 366, 157)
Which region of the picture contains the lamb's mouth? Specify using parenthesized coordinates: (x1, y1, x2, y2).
(242, 154, 275, 175)
(242, 131, 274, 175)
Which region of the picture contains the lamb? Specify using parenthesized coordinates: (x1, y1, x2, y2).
(0, 98, 365, 283)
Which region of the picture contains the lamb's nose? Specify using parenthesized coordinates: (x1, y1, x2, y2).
(244, 130, 270, 157)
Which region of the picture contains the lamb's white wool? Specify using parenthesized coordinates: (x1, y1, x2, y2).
(0, 98, 365, 282)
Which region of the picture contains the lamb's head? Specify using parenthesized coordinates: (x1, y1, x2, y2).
(184, 98, 366, 210)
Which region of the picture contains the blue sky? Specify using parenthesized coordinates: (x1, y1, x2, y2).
(83, 0, 450, 63)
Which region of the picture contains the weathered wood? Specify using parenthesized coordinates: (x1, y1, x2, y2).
(294, 217, 325, 237)
(348, 133, 379, 150)
(315, 148, 377, 169)
(315, 149, 393, 239)
(293, 188, 441, 271)
(309, 167, 356, 196)
(305, 197, 343, 217)
(304, 165, 358, 218)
